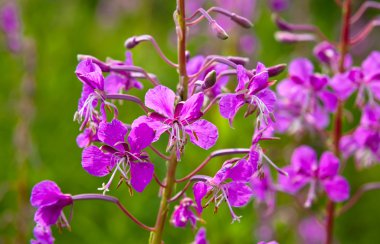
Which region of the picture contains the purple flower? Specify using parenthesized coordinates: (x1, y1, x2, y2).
(31, 225, 55, 244)
(104, 51, 143, 94)
(74, 59, 112, 128)
(268, 0, 288, 12)
(0, 2, 21, 52)
(331, 51, 380, 105)
(313, 42, 339, 66)
(82, 119, 155, 192)
(275, 58, 337, 133)
(132, 85, 218, 160)
(193, 227, 208, 244)
(219, 63, 276, 126)
(340, 105, 380, 168)
(170, 197, 198, 228)
(279, 146, 349, 207)
(192, 158, 254, 222)
(30, 180, 73, 226)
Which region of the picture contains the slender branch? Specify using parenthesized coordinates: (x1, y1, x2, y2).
(168, 181, 192, 203)
(153, 173, 167, 188)
(109, 64, 159, 86)
(105, 94, 149, 113)
(125, 35, 178, 68)
(72, 194, 154, 231)
(326, 1, 351, 244)
(175, 148, 250, 183)
(337, 183, 380, 216)
(350, 1, 380, 24)
(203, 93, 225, 114)
(149, 145, 170, 160)
(349, 17, 380, 45)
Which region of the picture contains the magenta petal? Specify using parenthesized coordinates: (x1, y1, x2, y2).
(340, 135, 356, 158)
(289, 58, 314, 84)
(224, 182, 253, 207)
(319, 90, 337, 112)
(130, 162, 154, 192)
(291, 145, 317, 176)
(179, 92, 204, 122)
(193, 182, 210, 213)
(30, 180, 62, 207)
(128, 123, 155, 153)
(278, 166, 309, 194)
(255, 89, 276, 113)
(32, 225, 54, 244)
(219, 94, 245, 125)
(248, 62, 269, 94)
(76, 128, 95, 148)
(34, 204, 63, 226)
(131, 115, 170, 142)
(323, 176, 350, 202)
(236, 65, 249, 91)
(309, 74, 328, 91)
(75, 59, 104, 90)
(98, 119, 128, 147)
(145, 85, 175, 118)
(318, 152, 339, 179)
(330, 73, 355, 100)
(187, 55, 205, 75)
(185, 119, 218, 150)
(227, 159, 254, 182)
(104, 73, 124, 94)
(81, 146, 115, 177)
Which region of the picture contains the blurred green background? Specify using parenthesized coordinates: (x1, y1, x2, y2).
(1, 0, 380, 243)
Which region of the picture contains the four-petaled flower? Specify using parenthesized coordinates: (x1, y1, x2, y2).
(170, 197, 199, 228)
(30, 180, 73, 226)
(275, 58, 337, 133)
(340, 105, 380, 169)
(331, 51, 380, 106)
(279, 145, 349, 207)
(132, 85, 218, 160)
(219, 63, 276, 126)
(75, 59, 111, 128)
(82, 119, 155, 193)
(193, 158, 254, 222)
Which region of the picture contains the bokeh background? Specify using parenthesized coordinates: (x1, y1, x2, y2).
(1, 0, 380, 243)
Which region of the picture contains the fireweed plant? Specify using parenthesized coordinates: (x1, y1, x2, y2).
(28, 1, 380, 244)
(272, 0, 380, 243)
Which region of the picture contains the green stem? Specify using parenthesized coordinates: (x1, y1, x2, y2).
(150, 1, 187, 243)
(325, 1, 351, 244)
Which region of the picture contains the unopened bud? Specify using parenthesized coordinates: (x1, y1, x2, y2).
(275, 31, 315, 43)
(267, 64, 287, 77)
(227, 56, 249, 66)
(202, 70, 217, 90)
(124, 36, 139, 49)
(231, 14, 253, 28)
(273, 15, 292, 31)
(210, 20, 229, 40)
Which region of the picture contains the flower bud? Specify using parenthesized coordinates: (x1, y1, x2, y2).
(202, 70, 217, 90)
(210, 20, 229, 40)
(227, 56, 249, 66)
(230, 14, 253, 28)
(275, 31, 315, 43)
(124, 36, 139, 49)
(267, 64, 287, 77)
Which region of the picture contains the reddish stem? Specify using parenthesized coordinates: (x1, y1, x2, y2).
(325, 1, 351, 244)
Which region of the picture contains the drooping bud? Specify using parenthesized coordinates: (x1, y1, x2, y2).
(124, 36, 139, 49)
(267, 64, 287, 77)
(210, 20, 229, 40)
(230, 13, 253, 28)
(202, 70, 217, 90)
(313, 41, 339, 64)
(275, 31, 315, 43)
(227, 56, 250, 66)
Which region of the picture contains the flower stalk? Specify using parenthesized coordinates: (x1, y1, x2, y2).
(326, 1, 351, 243)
